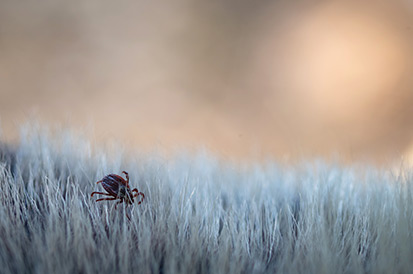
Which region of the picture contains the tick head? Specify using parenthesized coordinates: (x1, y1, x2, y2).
(118, 185, 135, 204)
(125, 188, 135, 204)
(118, 186, 127, 197)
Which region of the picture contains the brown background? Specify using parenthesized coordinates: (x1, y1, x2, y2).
(1, 0, 412, 163)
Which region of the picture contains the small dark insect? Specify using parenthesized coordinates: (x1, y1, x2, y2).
(91, 171, 145, 219)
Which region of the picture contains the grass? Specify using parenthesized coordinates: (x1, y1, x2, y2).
(0, 124, 413, 273)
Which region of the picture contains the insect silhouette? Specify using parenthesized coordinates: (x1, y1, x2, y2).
(91, 171, 145, 219)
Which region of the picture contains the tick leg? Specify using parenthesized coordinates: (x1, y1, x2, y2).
(96, 180, 103, 184)
(132, 190, 145, 205)
(96, 197, 117, 202)
(125, 204, 131, 221)
(136, 194, 144, 204)
(122, 171, 129, 186)
(115, 199, 123, 209)
(91, 191, 113, 197)
(132, 189, 144, 196)
(133, 192, 145, 199)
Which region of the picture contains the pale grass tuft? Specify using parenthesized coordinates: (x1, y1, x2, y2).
(0, 125, 412, 273)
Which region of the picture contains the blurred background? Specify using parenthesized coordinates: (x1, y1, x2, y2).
(1, 0, 412, 163)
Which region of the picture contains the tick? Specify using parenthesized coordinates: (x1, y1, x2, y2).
(91, 171, 145, 218)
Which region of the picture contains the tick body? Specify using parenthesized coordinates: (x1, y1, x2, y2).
(91, 171, 145, 218)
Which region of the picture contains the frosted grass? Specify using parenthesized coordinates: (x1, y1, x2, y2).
(0, 125, 412, 273)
